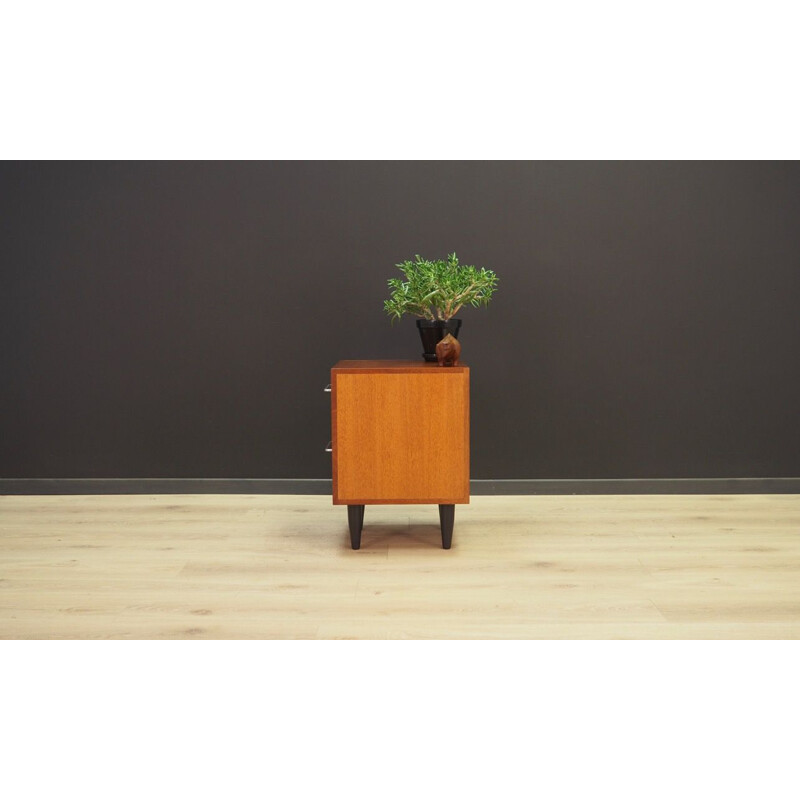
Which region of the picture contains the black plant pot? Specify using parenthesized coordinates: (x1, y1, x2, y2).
(416, 319, 462, 362)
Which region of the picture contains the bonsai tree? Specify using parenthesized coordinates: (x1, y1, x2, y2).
(383, 253, 498, 322)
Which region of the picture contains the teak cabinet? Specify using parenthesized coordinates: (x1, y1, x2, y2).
(330, 360, 469, 549)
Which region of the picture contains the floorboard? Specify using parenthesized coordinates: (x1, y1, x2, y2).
(1, 493, 798, 639)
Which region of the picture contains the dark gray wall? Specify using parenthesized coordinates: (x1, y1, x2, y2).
(2, 161, 799, 480)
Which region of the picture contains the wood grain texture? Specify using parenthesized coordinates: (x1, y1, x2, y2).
(1, 493, 799, 639)
(332, 367, 469, 504)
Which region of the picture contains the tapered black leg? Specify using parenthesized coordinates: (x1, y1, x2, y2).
(348, 504, 364, 550)
(439, 504, 455, 550)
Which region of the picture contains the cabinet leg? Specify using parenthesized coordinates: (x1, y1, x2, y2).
(439, 504, 454, 550)
(348, 505, 364, 550)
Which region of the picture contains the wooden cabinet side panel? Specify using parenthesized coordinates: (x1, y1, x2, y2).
(333, 371, 469, 504)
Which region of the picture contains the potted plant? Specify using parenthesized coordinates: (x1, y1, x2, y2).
(383, 252, 499, 361)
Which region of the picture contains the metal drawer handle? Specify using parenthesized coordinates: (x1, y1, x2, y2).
(324, 441, 332, 453)
(324, 384, 331, 393)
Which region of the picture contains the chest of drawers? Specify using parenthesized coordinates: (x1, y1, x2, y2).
(329, 360, 470, 549)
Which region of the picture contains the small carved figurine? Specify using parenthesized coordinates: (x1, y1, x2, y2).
(435, 333, 461, 367)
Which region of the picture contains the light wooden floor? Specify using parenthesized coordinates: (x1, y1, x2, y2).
(1, 493, 798, 639)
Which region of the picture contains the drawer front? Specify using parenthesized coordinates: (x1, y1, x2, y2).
(332, 371, 469, 504)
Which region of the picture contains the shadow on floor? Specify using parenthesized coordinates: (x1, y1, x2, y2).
(344, 524, 445, 551)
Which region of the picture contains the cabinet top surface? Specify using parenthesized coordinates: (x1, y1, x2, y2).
(332, 360, 468, 372)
